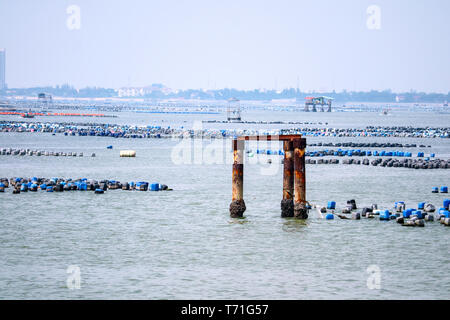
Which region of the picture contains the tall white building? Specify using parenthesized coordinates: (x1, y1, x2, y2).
(0, 49, 5, 90)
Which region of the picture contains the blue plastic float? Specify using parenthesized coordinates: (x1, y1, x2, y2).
(443, 199, 450, 210)
(379, 210, 390, 220)
(327, 201, 336, 210)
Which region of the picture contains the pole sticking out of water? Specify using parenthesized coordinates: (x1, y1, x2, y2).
(230, 139, 246, 218)
(281, 140, 294, 217)
(293, 138, 308, 219)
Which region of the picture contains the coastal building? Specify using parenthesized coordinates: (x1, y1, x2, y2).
(227, 97, 241, 122)
(37, 93, 53, 109)
(304, 96, 333, 112)
(117, 84, 172, 97)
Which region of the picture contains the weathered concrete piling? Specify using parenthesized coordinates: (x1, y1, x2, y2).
(281, 140, 294, 217)
(293, 138, 308, 219)
(229, 139, 246, 218)
(229, 134, 308, 219)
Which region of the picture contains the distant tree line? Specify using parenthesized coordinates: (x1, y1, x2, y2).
(1, 85, 449, 103)
(1, 84, 116, 98)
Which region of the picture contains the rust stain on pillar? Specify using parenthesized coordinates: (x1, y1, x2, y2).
(230, 139, 246, 217)
(231, 139, 244, 201)
(293, 138, 308, 219)
(281, 140, 294, 217)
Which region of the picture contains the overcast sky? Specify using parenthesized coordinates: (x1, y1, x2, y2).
(0, 0, 449, 92)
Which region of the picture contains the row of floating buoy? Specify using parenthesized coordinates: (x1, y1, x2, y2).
(0, 177, 171, 194)
(1, 120, 449, 140)
(0, 111, 110, 117)
(204, 120, 327, 125)
(0, 120, 121, 128)
(318, 199, 450, 227)
(280, 126, 450, 138)
(305, 149, 433, 158)
(308, 142, 424, 148)
(0, 148, 95, 157)
(65, 131, 160, 139)
(0, 121, 175, 138)
(370, 158, 450, 169)
(255, 148, 436, 158)
(302, 157, 450, 169)
(432, 187, 448, 193)
(255, 149, 284, 155)
(306, 159, 340, 164)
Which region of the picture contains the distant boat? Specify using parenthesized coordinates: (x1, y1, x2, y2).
(380, 108, 391, 115)
(21, 112, 34, 118)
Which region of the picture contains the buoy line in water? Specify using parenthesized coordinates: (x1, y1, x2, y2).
(310, 199, 450, 227)
(308, 142, 427, 148)
(305, 149, 432, 157)
(0, 111, 115, 118)
(268, 154, 450, 169)
(5, 146, 448, 169)
(1, 121, 449, 139)
(303, 157, 450, 169)
(0, 120, 122, 127)
(256, 148, 435, 157)
(0, 148, 94, 157)
(1, 147, 135, 158)
(280, 127, 450, 138)
(202, 120, 329, 125)
(0, 178, 171, 193)
(2, 178, 448, 227)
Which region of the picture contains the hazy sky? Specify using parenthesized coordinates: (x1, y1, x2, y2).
(0, 0, 449, 92)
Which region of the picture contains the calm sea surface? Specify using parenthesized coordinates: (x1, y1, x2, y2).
(0, 109, 449, 299)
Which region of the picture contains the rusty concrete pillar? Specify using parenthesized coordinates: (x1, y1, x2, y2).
(293, 138, 308, 219)
(230, 139, 246, 218)
(281, 140, 294, 217)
